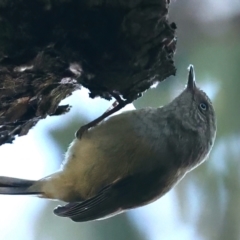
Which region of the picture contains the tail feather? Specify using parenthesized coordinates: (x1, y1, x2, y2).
(0, 187, 41, 195)
(0, 176, 35, 187)
(0, 176, 41, 195)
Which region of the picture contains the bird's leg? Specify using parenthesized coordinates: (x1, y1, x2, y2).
(76, 93, 131, 139)
(104, 100, 118, 114)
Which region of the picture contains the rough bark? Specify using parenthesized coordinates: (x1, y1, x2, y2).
(0, 0, 177, 145)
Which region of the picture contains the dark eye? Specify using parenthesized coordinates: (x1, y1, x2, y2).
(199, 102, 208, 111)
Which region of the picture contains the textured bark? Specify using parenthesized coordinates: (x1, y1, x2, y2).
(0, 0, 177, 145)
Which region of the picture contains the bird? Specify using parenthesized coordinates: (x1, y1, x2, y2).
(0, 65, 216, 222)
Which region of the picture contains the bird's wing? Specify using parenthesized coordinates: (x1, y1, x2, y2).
(54, 167, 168, 222)
(53, 176, 136, 222)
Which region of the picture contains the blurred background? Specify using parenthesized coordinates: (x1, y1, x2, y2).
(0, 0, 240, 239)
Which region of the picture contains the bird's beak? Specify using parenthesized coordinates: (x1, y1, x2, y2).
(187, 65, 196, 91)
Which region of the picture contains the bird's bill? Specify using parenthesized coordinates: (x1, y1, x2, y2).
(187, 65, 196, 91)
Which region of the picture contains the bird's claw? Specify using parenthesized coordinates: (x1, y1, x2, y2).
(75, 125, 89, 139)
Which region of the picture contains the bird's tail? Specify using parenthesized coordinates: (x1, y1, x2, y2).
(0, 176, 41, 195)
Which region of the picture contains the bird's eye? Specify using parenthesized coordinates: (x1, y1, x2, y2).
(199, 102, 208, 111)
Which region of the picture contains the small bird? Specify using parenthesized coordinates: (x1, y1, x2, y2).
(0, 65, 216, 222)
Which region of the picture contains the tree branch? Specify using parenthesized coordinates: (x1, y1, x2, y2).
(0, 0, 177, 145)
